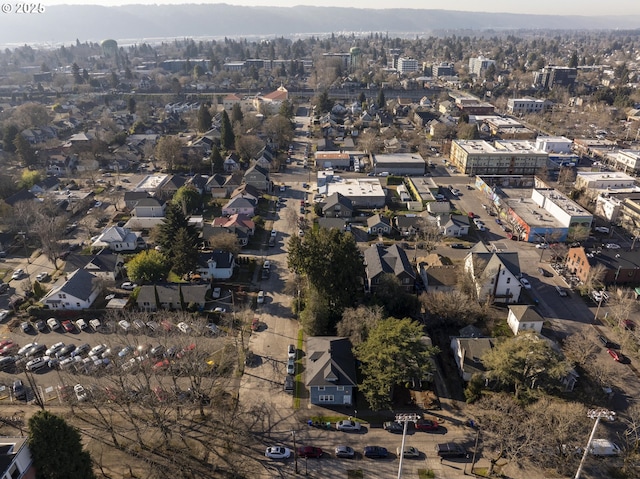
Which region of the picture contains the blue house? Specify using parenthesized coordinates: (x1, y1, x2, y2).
(306, 337, 357, 406)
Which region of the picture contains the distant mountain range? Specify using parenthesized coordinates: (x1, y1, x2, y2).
(3, 4, 640, 46)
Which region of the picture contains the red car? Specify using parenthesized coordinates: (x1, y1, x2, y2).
(251, 318, 260, 331)
(61, 320, 75, 333)
(415, 419, 439, 431)
(297, 446, 323, 458)
(0, 339, 12, 349)
(607, 349, 622, 362)
(0, 343, 17, 356)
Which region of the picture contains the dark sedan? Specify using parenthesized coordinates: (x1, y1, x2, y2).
(363, 446, 388, 459)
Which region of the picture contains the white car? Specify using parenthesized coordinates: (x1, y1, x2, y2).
(520, 278, 532, 290)
(35, 272, 49, 282)
(263, 261, 271, 270)
(605, 243, 621, 249)
(288, 344, 296, 359)
(75, 318, 88, 331)
(257, 291, 265, 304)
(270, 230, 277, 237)
(26, 356, 50, 372)
(177, 322, 192, 334)
(46, 342, 65, 356)
(535, 243, 549, 249)
(11, 269, 24, 280)
(595, 227, 610, 234)
(47, 317, 60, 330)
(286, 358, 295, 375)
(212, 287, 222, 299)
(74, 384, 88, 402)
(0, 310, 9, 322)
(265, 446, 291, 459)
(118, 320, 131, 332)
(336, 420, 361, 432)
(120, 281, 137, 291)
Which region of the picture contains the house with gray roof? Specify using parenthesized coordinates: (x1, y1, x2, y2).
(305, 337, 357, 406)
(42, 269, 101, 310)
(84, 250, 125, 282)
(196, 250, 235, 280)
(243, 164, 271, 192)
(507, 305, 545, 336)
(439, 214, 470, 237)
(221, 196, 256, 217)
(136, 284, 210, 312)
(364, 243, 415, 293)
(367, 214, 392, 235)
(124, 191, 153, 211)
(464, 243, 523, 303)
(450, 337, 495, 382)
(91, 226, 142, 252)
(205, 173, 230, 198)
(322, 192, 354, 218)
(132, 197, 166, 218)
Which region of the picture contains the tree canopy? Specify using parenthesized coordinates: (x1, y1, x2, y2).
(197, 103, 212, 132)
(126, 249, 169, 283)
(156, 202, 199, 275)
(220, 110, 235, 150)
(28, 410, 96, 479)
(287, 227, 364, 329)
(356, 317, 436, 411)
(172, 184, 201, 216)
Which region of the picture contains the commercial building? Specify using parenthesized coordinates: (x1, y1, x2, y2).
(432, 62, 455, 77)
(319, 176, 386, 208)
(535, 136, 573, 154)
(609, 150, 640, 175)
(405, 176, 439, 203)
(468, 56, 495, 76)
(566, 247, 640, 287)
(533, 66, 577, 90)
(0, 437, 35, 479)
(397, 57, 419, 74)
(575, 171, 637, 191)
(372, 153, 426, 176)
(507, 97, 550, 115)
(449, 140, 548, 176)
(314, 151, 352, 170)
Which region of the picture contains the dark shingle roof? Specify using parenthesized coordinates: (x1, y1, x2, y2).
(305, 337, 357, 388)
(364, 243, 415, 280)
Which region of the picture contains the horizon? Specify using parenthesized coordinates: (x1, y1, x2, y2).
(48, 0, 640, 16)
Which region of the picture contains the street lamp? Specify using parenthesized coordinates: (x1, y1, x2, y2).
(574, 409, 615, 479)
(594, 290, 606, 323)
(395, 413, 421, 479)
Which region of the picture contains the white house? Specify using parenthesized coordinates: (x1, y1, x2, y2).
(132, 197, 166, 218)
(464, 244, 522, 303)
(196, 250, 235, 280)
(91, 226, 141, 252)
(42, 269, 101, 310)
(507, 305, 545, 336)
(221, 196, 256, 217)
(439, 214, 470, 237)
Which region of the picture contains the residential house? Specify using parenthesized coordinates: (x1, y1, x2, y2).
(367, 214, 392, 235)
(0, 437, 36, 479)
(42, 268, 101, 310)
(439, 214, 470, 237)
(231, 184, 261, 204)
(132, 197, 166, 218)
(206, 174, 230, 198)
(156, 174, 187, 201)
(45, 154, 75, 176)
(84, 250, 125, 282)
(124, 191, 153, 211)
(565, 246, 640, 286)
(450, 337, 495, 382)
(205, 214, 255, 247)
(394, 215, 423, 237)
(243, 164, 271, 192)
(322, 192, 354, 218)
(136, 284, 209, 311)
(3, 189, 36, 207)
(91, 226, 141, 252)
(223, 152, 241, 172)
(305, 336, 357, 406)
(418, 263, 459, 293)
(186, 174, 208, 194)
(29, 176, 60, 195)
(464, 243, 523, 303)
(255, 145, 276, 170)
(196, 250, 235, 280)
(507, 305, 545, 336)
(221, 196, 256, 217)
(317, 217, 351, 232)
(364, 243, 415, 293)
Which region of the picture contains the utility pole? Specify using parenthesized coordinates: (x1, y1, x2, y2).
(574, 409, 615, 479)
(292, 430, 299, 474)
(395, 413, 420, 479)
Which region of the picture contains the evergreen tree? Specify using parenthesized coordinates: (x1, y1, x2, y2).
(14, 134, 37, 167)
(171, 227, 200, 277)
(28, 411, 96, 479)
(2, 123, 18, 153)
(220, 110, 235, 150)
(377, 89, 386, 109)
(231, 103, 244, 124)
(127, 97, 136, 114)
(197, 103, 212, 132)
(210, 146, 224, 173)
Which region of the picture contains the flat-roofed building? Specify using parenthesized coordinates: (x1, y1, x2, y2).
(611, 150, 640, 175)
(324, 178, 385, 208)
(373, 153, 426, 176)
(314, 151, 351, 169)
(507, 97, 550, 115)
(397, 57, 419, 74)
(575, 171, 637, 191)
(535, 136, 572, 154)
(406, 177, 439, 204)
(449, 140, 548, 176)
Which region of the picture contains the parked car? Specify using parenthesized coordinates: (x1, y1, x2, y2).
(75, 318, 88, 331)
(35, 272, 49, 282)
(46, 342, 65, 356)
(257, 291, 265, 304)
(26, 356, 50, 372)
(535, 243, 549, 249)
(118, 320, 131, 332)
(555, 286, 568, 297)
(11, 269, 24, 280)
(74, 384, 88, 402)
(56, 344, 76, 358)
(383, 421, 404, 433)
(20, 322, 32, 333)
(25, 344, 46, 358)
(212, 287, 221, 299)
(335, 445, 355, 458)
(336, 420, 361, 432)
(265, 446, 291, 459)
(251, 317, 260, 331)
(297, 446, 323, 458)
(61, 320, 75, 333)
(288, 344, 296, 359)
(537, 267, 553, 277)
(415, 419, 439, 431)
(12, 379, 26, 400)
(598, 335, 613, 348)
(47, 317, 61, 331)
(607, 349, 624, 362)
(594, 227, 610, 234)
(120, 281, 137, 290)
(605, 243, 621, 249)
(436, 442, 468, 458)
(286, 358, 295, 375)
(118, 346, 134, 358)
(35, 320, 46, 332)
(177, 322, 192, 334)
(397, 446, 420, 458)
(363, 446, 388, 458)
(519, 278, 532, 290)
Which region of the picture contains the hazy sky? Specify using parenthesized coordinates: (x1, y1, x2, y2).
(50, 1, 640, 16)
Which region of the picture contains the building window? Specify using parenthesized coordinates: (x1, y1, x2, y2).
(318, 395, 335, 402)
(76, 303, 81, 308)
(506, 277, 511, 284)
(337, 386, 344, 391)
(60, 293, 66, 299)
(318, 386, 325, 391)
